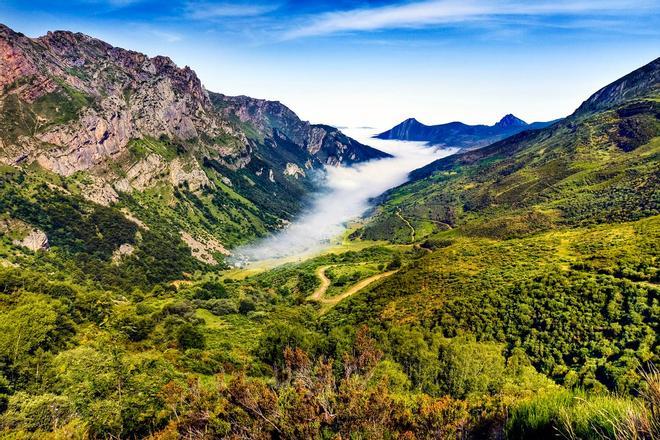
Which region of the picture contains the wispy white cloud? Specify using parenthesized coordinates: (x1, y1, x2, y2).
(106, 0, 141, 5)
(185, 2, 280, 20)
(282, 0, 656, 39)
(150, 29, 183, 43)
(78, 0, 144, 8)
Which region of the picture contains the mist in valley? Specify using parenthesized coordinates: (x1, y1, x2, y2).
(232, 128, 458, 265)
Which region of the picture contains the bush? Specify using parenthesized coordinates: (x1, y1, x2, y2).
(177, 323, 205, 350)
(420, 238, 454, 250)
(238, 298, 256, 315)
(387, 256, 402, 270)
(193, 281, 228, 300)
(206, 298, 239, 315)
(2, 392, 75, 432)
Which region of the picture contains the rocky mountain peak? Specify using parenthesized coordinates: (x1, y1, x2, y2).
(0, 23, 387, 198)
(0, 25, 209, 105)
(495, 114, 527, 129)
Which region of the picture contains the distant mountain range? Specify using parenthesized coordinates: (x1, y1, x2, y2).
(375, 114, 559, 149)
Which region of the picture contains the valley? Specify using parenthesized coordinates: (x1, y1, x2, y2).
(231, 127, 458, 264)
(0, 21, 657, 440)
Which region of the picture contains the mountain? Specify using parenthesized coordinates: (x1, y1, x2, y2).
(375, 113, 558, 149)
(344, 57, 659, 401)
(573, 57, 660, 116)
(0, 25, 387, 177)
(359, 56, 659, 242)
(0, 24, 658, 439)
(0, 24, 389, 267)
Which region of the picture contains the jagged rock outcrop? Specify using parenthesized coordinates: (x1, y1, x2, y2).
(0, 24, 240, 178)
(211, 94, 390, 165)
(0, 218, 49, 252)
(180, 231, 230, 265)
(111, 243, 135, 264)
(0, 23, 388, 196)
(284, 162, 305, 179)
(168, 157, 211, 191)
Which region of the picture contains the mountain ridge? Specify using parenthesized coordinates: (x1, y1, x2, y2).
(0, 23, 388, 185)
(405, 57, 660, 183)
(376, 113, 559, 149)
(0, 23, 389, 267)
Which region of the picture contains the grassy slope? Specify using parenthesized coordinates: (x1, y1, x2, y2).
(0, 54, 658, 437)
(357, 100, 659, 243)
(330, 95, 659, 395)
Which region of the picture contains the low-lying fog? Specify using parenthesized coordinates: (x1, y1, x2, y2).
(231, 128, 458, 265)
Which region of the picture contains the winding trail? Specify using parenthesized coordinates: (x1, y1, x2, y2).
(310, 265, 333, 301)
(309, 266, 398, 314)
(396, 210, 415, 243)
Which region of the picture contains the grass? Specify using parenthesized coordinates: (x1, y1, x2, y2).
(325, 263, 381, 297)
(127, 137, 183, 162)
(507, 389, 643, 439)
(32, 82, 92, 130)
(195, 309, 263, 364)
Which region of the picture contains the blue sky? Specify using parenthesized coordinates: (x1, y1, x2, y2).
(1, 0, 659, 127)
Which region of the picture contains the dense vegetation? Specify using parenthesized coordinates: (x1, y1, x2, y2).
(0, 53, 658, 438)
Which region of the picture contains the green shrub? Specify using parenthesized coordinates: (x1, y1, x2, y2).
(2, 392, 75, 432)
(177, 323, 205, 350)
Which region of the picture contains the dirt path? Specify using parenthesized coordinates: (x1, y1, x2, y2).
(310, 265, 333, 301)
(309, 267, 398, 314)
(396, 210, 415, 243)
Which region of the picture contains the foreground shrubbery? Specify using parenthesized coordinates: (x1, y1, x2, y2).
(508, 367, 660, 439)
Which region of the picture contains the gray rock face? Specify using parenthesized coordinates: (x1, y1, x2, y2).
(0, 25, 240, 178)
(180, 231, 229, 265)
(112, 243, 135, 264)
(168, 157, 211, 191)
(284, 162, 305, 179)
(13, 228, 49, 252)
(0, 218, 49, 252)
(0, 24, 387, 189)
(211, 94, 390, 165)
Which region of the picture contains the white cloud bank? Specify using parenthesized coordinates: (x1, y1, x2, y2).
(231, 128, 458, 265)
(283, 0, 654, 39)
(185, 2, 280, 20)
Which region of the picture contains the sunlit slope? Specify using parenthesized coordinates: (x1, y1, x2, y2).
(354, 60, 659, 243)
(337, 58, 660, 393)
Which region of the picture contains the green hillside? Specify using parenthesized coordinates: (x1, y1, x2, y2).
(340, 58, 660, 393)
(0, 30, 658, 439)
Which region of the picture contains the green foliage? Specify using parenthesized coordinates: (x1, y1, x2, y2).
(0, 171, 138, 260)
(177, 323, 205, 350)
(127, 136, 186, 162)
(358, 101, 659, 243)
(31, 83, 92, 130)
(506, 389, 642, 439)
(328, 218, 660, 395)
(255, 321, 326, 371)
(2, 392, 75, 432)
